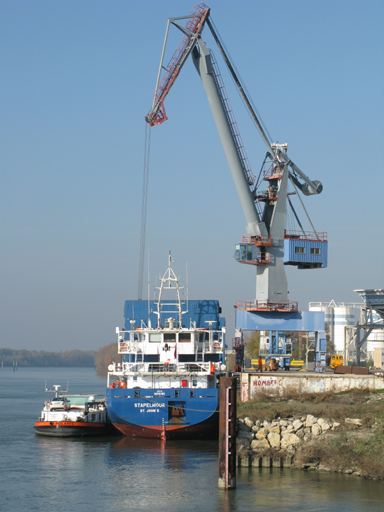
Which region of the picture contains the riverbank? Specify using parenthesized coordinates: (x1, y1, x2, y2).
(236, 389, 384, 481)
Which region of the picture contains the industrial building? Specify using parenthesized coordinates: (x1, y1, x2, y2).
(309, 292, 384, 365)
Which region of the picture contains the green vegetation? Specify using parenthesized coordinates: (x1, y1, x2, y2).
(0, 348, 96, 367)
(244, 331, 260, 359)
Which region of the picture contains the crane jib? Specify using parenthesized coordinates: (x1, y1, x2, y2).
(145, 4, 210, 127)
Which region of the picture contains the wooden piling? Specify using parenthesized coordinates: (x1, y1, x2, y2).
(218, 377, 237, 489)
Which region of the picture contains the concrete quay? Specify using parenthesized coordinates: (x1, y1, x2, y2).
(240, 371, 384, 402)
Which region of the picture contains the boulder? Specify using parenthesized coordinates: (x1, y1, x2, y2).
(256, 428, 268, 440)
(292, 419, 303, 431)
(317, 418, 331, 432)
(312, 423, 322, 436)
(345, 418, 363, 427)
(318, 464, 331, 472)
(267, 432, 281, 450)
(243, 417, 254, 428)
(281, 433, 301, 450)
(268, 425, 280, 434)
(238, 421, 252, 432)
(251, 438, 270, 451)
(305, 415, 317, 427)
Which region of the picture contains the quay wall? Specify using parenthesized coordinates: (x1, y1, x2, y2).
(240, 372, 384, 402)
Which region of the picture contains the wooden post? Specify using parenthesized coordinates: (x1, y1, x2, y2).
(218, 377, 237, 489)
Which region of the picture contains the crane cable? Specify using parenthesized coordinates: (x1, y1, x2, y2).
(207, 18, 274, 150)
(138, 123, 151, 300)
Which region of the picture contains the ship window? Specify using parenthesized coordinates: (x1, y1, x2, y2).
(190, 391, 195, 398)
(192, 379, 197, 387)
(174, 390, 180, 397)
(310, 248, 320, 255)
(179, 333, 191, 343)
(295, 246, 305, 254)
(149, 333, 162, 343)
(164, 332, 176, 343)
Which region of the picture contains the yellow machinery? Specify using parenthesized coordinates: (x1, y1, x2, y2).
(330, 355, 344, 369)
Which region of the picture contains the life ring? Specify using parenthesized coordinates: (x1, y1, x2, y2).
(213, 342, 220, 350)
(120, 342, 128, 350)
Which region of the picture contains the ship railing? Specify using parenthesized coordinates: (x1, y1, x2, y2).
(108, 361, 216, 375)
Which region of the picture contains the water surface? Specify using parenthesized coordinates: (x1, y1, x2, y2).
(1, 367, 382, 511)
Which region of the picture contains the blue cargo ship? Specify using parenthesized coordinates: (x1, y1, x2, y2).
(106, 252, 226, 440)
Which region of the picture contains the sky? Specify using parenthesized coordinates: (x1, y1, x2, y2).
(1, 0, 383, 352)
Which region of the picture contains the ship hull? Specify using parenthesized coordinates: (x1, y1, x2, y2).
(34, 421, 116, 437)
(106, 387, 219, 440)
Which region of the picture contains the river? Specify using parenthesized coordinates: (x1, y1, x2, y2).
(1, 367, 383, 512)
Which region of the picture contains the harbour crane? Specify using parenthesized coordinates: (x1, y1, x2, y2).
(145, 3, 328, 367)
(145, 3, 327, 307)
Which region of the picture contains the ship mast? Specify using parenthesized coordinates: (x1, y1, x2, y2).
(155, 251, 186, 329)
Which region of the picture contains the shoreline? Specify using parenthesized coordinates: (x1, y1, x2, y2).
(236, 390, 384, 481)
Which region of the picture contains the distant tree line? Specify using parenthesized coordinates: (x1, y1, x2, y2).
(0, 348, 97, 367)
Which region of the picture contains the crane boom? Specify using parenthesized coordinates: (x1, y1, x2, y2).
(192, 39, 266, 237)
(145, 3, 210, 127)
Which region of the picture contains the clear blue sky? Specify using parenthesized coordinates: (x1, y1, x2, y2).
(1, 0, 383, 351)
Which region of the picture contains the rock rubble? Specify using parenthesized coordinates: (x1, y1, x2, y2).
(236, 414, 368, 476)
